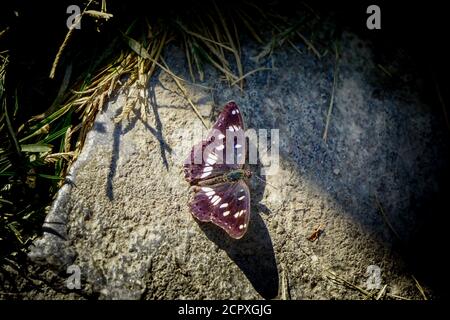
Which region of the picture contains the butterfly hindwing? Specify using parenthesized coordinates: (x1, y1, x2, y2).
(190, 180, 251, 239)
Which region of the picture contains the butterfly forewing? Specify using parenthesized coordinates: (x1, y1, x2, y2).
(184, 101, 246, 184)
(207, 101, 245, 141)
(190, 180, 250, 239)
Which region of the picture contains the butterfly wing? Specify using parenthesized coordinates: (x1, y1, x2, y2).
(190, 180, 251, 239)
(206, 101, 245, 141)
(184, 101, 246, 184)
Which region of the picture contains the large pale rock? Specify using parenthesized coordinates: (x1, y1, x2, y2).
(29, 33, 445, 299)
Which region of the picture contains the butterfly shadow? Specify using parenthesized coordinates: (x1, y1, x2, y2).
(197, 145, 279, 299)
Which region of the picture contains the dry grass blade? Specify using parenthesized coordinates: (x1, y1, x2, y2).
(295, 30, 321, 58)
(269, 16, 305, 52)
(206, 17, 233, 84)
(434, 76, 450, 132)
(324, 264, 412, 300)
(202, 18, 231, 69)
(115, 30, 167, 123)
(280, 265, 291, 300)
(270, 22, 304, 56)
(252, 174, 279, 190)
(300, 1, 321, 19)
(183, 36, 196, 82)
(49, 29, 75, 80)
(412, 275, 428, 300)
(324, 269, 372, 298)
(0, 27, 9, 39)
(125, 34, 203, 87)
(147, 30, 167, 78)
(230, 67, 272, 86)
(176, 22, 234, 52)
(183, 35, 205, 82)
(3, 97, 21, 157)
(232, 16, 242, 57)
(251, 43, 274, 64)
(376, 284, 388, 300)
(191, 43, 205, 81)
(49, 0, 95, 79)
(44, 152, 74, 163)
(374, 193, 402, 242)
(236, 9, 264, 44)
(253, 22, 303, 62)
(377, 64, 393, 77)
(18, 124, 50, 143)
(323, 43, 339, 142)
(213, 3, 244, 89)
(196, 18, 234, 77)
(161, 58, 208, 129)
(203, 50, 239, 84)
(386, 293, 412, 300)
(63, 126, 72, 153)
(84, 10, 113, 20)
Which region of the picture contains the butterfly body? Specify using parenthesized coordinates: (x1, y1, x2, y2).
(184, 101, 251, 239)
(226, 169, 252, 182)
(196, 169, 251, 187)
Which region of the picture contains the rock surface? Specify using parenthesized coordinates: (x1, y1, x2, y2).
(29, 32, 446, 299)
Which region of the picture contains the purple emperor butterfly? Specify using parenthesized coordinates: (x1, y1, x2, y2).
(184, 101, 251, 239)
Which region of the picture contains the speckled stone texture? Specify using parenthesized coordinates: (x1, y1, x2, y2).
(29, 32, 446, 299)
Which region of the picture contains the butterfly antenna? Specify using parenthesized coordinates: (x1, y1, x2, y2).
(254, 174, 279, 190)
